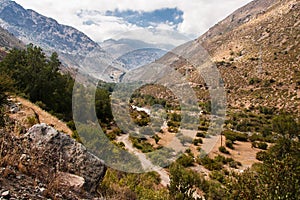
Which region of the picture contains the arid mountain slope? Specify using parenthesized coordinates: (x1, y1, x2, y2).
(138, 0, 299, 115)
(199, 0, 299, 113)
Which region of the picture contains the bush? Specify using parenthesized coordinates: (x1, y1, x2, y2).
(228, 161, 242, 169)
(214, 155, 227, 164)
(252, 141, 258, 148)
(249, 134, 264, 142)
(226, 140, 234, 149)
(219, 146, 230, 154)
(196, 132, 206, 138)
(198, 126, 208, 131)
(257, 142, 268, 150)
(176, 154, 194, 167)
(193, 138, 203, 146)
(223, 130, 248, 142)
(67, 120, 76, 131)
(168, 126, 178, 133)
(256, 151, 268, 161)
(199, 156, 223, 171)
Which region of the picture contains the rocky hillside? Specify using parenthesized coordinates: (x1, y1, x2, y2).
(127, 0, 299, 115)
(0, 26, 23, 49)
(0, 26, 23, 60)
(0, 0, 126, 82)
(117, 48, 166, 70)
(0, 0, 97, 55)
(198, 0, 299, 114)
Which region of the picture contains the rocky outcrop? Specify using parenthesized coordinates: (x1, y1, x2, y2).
(24, 124, 107, 192)
(0, 123, 107, 199)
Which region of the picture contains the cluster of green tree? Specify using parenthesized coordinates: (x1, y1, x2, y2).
(0, 44, 74, 121)
(0, 44, 114, 129)
(225, 108, 274, 135)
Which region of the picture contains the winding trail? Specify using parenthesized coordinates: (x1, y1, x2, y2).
(117, 134, 170, 186)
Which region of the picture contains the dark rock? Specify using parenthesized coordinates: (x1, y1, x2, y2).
(24, 123, 107, 193)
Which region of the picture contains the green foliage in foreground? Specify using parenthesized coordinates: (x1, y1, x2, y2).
(98, 169, 169, 200)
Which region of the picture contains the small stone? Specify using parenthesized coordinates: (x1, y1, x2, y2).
(1, 190, 10, 198)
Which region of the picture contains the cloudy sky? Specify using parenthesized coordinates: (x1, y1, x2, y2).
(14, 0, 252, 45)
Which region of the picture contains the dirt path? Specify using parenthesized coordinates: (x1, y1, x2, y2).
(117, 134, 170, 186)
(10, 97, 73, 136)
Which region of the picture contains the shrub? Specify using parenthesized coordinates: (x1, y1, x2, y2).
(249, 134, 264, 142)
(199, 156, 223, 171)
(223, 130, 248, 142)
(176, 154, 194, 167)
(26, 116, 37, 126)
(256, 151, 268, 161)
(71, 131, 82, 143)
(257, 142, 268, 150)
(229, 161, 242, 169)
(193, 138, 203, 146)
(198, 126, 208, 131)
(168, 126, 178, 133)
(225, 140, 234, 149)
(214, 155, 227, 164)
(219, 146, 230, 154)
(196, 132, 206, 138)
(152, 134, 161, 144)
(252, 141, 258, 148)
(67, 120, 76, 131)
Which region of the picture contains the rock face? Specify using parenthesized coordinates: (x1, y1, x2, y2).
(25, 124, 107, 192)
(0, 123, 107, 199)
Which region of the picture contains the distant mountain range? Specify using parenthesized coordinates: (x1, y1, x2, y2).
(0, 0, 98, 55)
(0, 0, 174, 82)
(116, 48, 166, 70)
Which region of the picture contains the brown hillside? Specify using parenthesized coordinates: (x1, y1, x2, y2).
(148, 0, 300, 115)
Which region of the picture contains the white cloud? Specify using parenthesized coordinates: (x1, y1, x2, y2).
(14, 0, 252, 43)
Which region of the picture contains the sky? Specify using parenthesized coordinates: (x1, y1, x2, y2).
(13, 0, 252, 45)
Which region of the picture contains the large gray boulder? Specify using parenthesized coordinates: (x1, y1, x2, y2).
(24, 123, 107, 193)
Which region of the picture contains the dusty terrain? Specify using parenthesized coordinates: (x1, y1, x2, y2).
(8, 96, 73, 136)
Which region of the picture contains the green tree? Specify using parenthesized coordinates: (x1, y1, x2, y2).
(0, 44, 74, 121)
